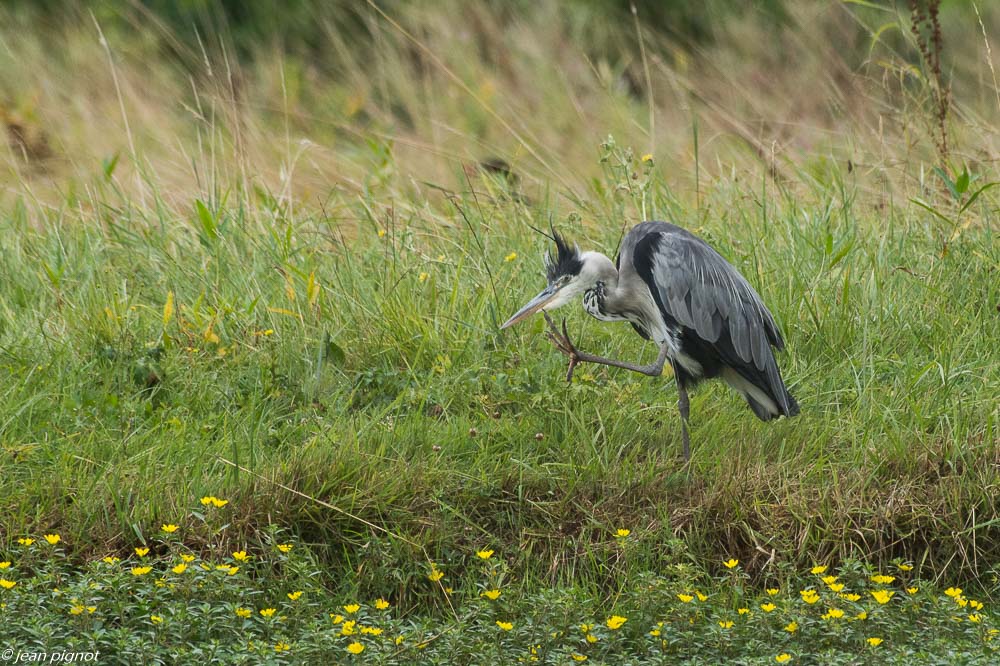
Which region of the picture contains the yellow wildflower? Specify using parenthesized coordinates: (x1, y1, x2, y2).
(17, 538, 34, 546)
(44, 534, 61, 545)
(481, 589, 501, 600)
(496, 621, 513, 631)
(232, 551, 250, 562)
(776, 655, 792, 664)
(344, 604, 360, 614)
(945, 587, 962, 598)
(615, 528, 631, 538)
(0, 562, 9, 569)
(346, 642, 364, 654)
(867, 637, 883, 647)
(761, 603, 777, 612)
(696, 591, 708, 602)
(969, 600, 984, 610)
(374, 598, 390, 610)
(70, 604, 85, 615)
(377, 229, 386, 238)
(766, 588, 779, 596)
(150, 615, 162, 624)
(870, 575, 895, 585)
(360, 626, 383, 636)
(504, 252, 517, 262)
(276, 543, 293, 553)
(135, 547, 149, 557)
(898, 563, 913, 571)
(723, 558, 739, 569)
(828, 583, 845, 592)
(171, 563, 187, 574)
(102, 556, 119, 565)
(418, 272, 429, 282)
(160, 524, 179, 533)
(0, 580, 16, 590)
(641, 154, 653, 162)
(738, 608, 750, 615)
(131, 566, 152, 576)
(476, 549, 494, 560)
(719, 620, 734, 629)
(341, 620, 357, 636)
(606, 615, 627, 630)
(260, 608, 276, 618)
(906, 587, 918, 595)
(180, 554, 195, 563)
(855, 611, 868, 620)
(840, 593, 861, 602)
(822, 608, 845, 620)
(330, 614, 344, 624)
(821, 575, 837, 585)
(650, 628, 661, 636)
(784, 621, 798, 633)
(571, 655, 588, 662)
(800, 590, 820, 604)
(287, 591, 303, 601)
(428, 570, 444, 582)
(235, 607, 252, 618)
(275, 642, 291, 653)
(211, 497, 228, 508)
(810, 565, 827, 575)
(677, 593, 694, 603)
(585, 633, 598, 643)
(968, 614, 982, 623)
(871, 589, 894, 604)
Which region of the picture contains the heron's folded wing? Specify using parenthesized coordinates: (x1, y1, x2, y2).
(631, 227, 785, 372)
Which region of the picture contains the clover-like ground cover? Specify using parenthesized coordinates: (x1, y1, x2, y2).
(1, 504, 997, 664)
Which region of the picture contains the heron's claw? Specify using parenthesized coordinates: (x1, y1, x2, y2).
(542, 313, 581, 382)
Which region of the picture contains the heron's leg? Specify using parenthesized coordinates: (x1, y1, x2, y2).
(677, 376, 691, 462)
(543, 314, 669, 381)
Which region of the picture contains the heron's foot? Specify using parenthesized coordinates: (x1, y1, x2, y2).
(542, 312, 581, 382)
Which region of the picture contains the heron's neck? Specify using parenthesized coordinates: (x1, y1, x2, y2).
(580, 252, 623, 319)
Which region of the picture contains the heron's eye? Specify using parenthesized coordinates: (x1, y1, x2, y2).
(559, 276, 571, 287)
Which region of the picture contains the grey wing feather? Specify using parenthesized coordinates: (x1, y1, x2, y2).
(620, 221, 785, 370)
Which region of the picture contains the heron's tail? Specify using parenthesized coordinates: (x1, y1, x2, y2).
(745, 383, 798, 421)
(723, 366, 798, 421)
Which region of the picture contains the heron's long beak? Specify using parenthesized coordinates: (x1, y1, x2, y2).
(500, 285, 559, 329)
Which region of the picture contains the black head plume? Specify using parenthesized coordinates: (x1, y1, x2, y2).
(544, 230, 583, 283)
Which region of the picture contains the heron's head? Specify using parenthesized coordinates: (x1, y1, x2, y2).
(501, 232, 607, 329)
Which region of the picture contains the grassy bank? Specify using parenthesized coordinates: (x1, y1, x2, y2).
(1, 0, 999, 661)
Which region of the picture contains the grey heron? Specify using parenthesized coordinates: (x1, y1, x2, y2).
(500, 222, 799, 460)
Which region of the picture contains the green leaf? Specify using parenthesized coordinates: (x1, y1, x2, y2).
(195, 199, 218, 242)
(828, 239, 855, 268)
(955, 168, 970, 195)
(932, 167, 959, 200)
(909, 197, 954, 225)
(958, 182, 1000, 215)
(102, 152, 120, 180)
(325, 339, 346, 366)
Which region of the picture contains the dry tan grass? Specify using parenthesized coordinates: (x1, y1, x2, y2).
(2, 1, 999, 224)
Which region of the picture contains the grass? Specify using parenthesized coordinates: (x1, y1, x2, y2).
(1, 0, 999, 661)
